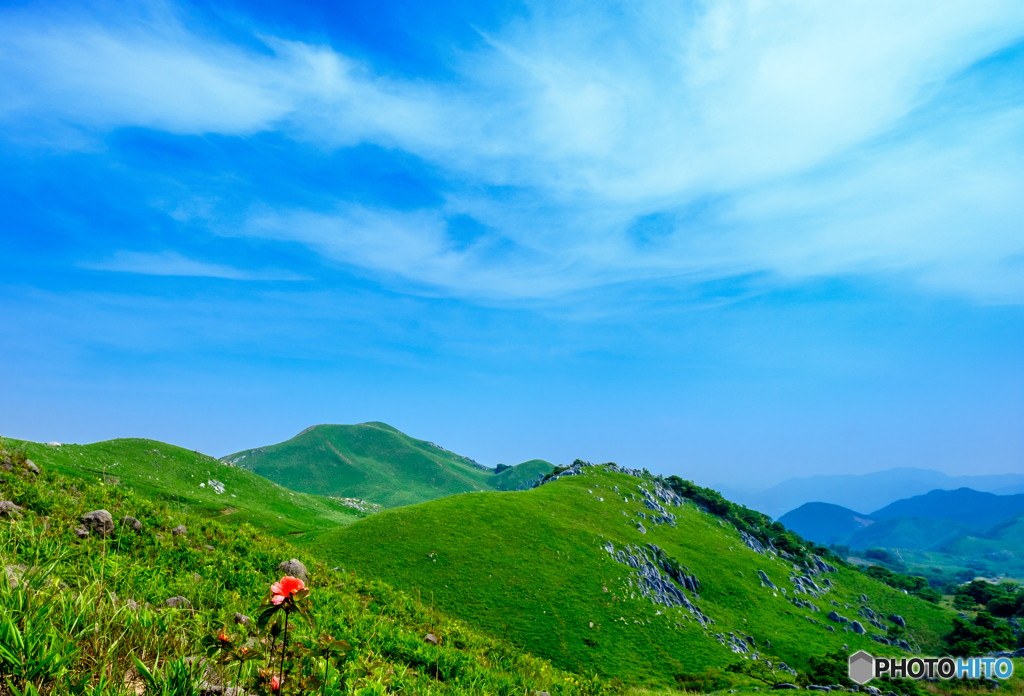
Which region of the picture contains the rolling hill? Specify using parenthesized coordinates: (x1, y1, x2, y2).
(222, 422, 553, 507)
(6, 436, 368, 536)
(0, 438, 600, 696)
(308, 462, 955, 688)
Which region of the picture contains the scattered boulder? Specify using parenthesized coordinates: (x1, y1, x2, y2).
(860, 594, 869, 602)
(25, 460, 40, 474)
(424, 633, 439, 645)
(277, 559, 308, 582)
(0, 500, 24, 519)
(73, 527, 90, 539)
(204, 544, 215, 551)
(171, 525, 187, 537)
(125, 599, 141, 612)
(165, 596, 192, 610)
(772, 684, 799, 690)
(888, 614, 906, 628)
(827, 611, 842, 623)
(121, 516, 143, 531)
(193, 573, 203, 583)
(5, 564, 28, 588)
(155, 534, 164, 540)
(233, 612, 252, 628)
(851, 621, 866, 635)
(80, 510, 115, 537)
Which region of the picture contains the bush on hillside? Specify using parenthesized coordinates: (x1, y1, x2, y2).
(800, 651, 853, 687)
(955, 580, 1023, 617)
(862, 565, 941, 604)
(944, 612, 1015, 657)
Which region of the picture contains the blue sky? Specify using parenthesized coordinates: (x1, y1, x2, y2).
(1, 0, 1023, 491)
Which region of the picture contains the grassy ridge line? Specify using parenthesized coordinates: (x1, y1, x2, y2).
(222, 422, 554, 507)
(310, 465, 957, 688)
(9, 437, 368, 537)
(0, 443, 620, 696)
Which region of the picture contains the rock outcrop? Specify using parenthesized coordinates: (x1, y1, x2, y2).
(603, 541, 711, 626)
(80, 510, 115, 537)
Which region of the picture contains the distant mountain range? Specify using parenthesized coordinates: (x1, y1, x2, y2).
(777, 488, 1024, 576)
(222, 422, 554, 507)
(727, 467, 1024, 519)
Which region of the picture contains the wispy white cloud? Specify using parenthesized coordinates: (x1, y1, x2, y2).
(4, 1, 1024, 301)
(81, 251, 305, 281)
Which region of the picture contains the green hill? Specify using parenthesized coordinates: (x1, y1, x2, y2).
(7, 436, 370, 537)
(494, 459, 555, 490)
(308, 462, 957, 688)
(223, 422, 554, 507)
(0, 439, 608, 696)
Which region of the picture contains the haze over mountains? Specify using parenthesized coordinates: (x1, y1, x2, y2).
(779, 488, 1024, 543)
(725, 467, 1024, 519)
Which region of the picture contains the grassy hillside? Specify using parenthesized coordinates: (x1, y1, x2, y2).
(7, 436, 369, 537)
(494, 459, 555, 491)
(309, 463, 958, 689)
(0, 439, 621, 696)
(223, 423, 553, 507)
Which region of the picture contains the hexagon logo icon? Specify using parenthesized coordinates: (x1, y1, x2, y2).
(848, 650, 874, 685)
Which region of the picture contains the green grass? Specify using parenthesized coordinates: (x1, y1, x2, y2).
(8, 437, 369, 538)
(309, 465, 960, 689)
(221, 422, 553, 507)
(0, 440, 618, 696)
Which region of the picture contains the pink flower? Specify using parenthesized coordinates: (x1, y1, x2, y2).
(271, 674, 280, 691)
(271, 575, 306, 605)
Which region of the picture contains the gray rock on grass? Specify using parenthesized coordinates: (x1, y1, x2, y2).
(277, 558, 308, 581)
(121, 515, 143, 531)
(80, 510, 115, 537)
(0, 500, 24, 519)
(424, 633, 439, 645)
(165, 596, 192, 609)
(171, 525, 187, 536)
